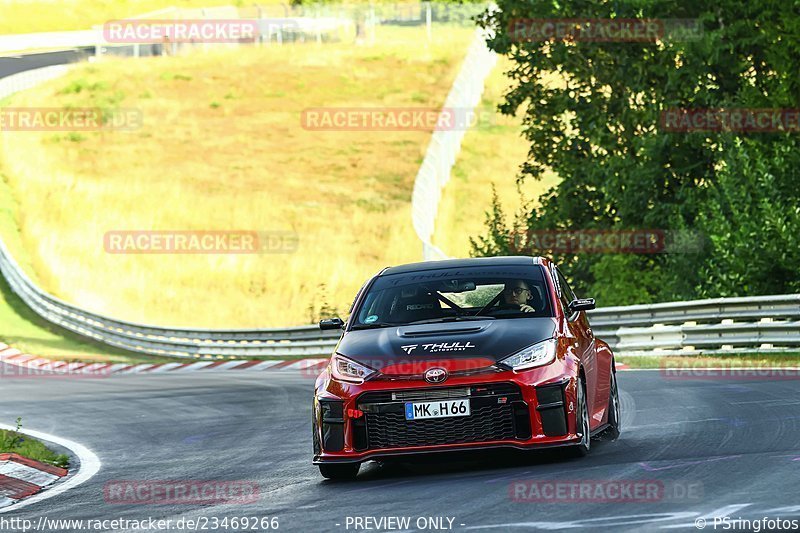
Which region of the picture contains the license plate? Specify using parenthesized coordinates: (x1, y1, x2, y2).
(405, 399, 470, 420)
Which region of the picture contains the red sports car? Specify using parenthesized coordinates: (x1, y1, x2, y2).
(312, 256, 621, 479)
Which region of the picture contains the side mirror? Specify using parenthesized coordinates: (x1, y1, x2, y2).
(568, 298, 596, 312)
(319, 317, 345, 330)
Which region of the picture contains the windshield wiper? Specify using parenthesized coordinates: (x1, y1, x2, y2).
(404, 315, 495, 326)
(475, 292, 503, 317)
(350, 322, 396, 330)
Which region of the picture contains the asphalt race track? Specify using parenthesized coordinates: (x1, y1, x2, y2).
(2, 363, 799, 532)
(0, 49, 94, 77)
(0, 45, 161, 79)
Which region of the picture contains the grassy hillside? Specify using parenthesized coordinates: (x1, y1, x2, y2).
(0, 169, 166, 362)
(0, 25, 476, 330)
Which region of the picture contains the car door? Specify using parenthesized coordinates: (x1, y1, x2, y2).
(554, 267, 605, 430)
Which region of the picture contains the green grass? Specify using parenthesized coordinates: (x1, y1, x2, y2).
(0, 428, 69, 468)
(618, 353, 800, 369)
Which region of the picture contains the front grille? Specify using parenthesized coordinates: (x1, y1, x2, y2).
(364, 404, 517, 448)
(356, 383, 528, 450)
(360, 383, 518, 405)
(392, 387, 470, 401)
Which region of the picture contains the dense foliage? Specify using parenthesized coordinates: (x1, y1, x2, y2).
(472, 0, 800, 304)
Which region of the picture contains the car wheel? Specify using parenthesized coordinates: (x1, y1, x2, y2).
(568, 376, 591, 457)
(319, 463, 360, 480)
(599, 370, 621, 441)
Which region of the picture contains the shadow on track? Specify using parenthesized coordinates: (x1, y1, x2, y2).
(317, 440, 623, 485)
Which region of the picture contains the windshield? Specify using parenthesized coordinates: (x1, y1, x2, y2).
(351, 265, 553, 328)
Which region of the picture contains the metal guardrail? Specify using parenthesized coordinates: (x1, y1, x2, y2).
(2, 227, 799, 358)
(2, 23, 798, 360)
(0, 239, 340, 359)
(589, 294, 800, 355)
(589, 294, 800, 328)
(0, 65, 70, 101)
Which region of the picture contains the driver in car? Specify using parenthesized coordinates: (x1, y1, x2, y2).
(502, 280, 535, 313)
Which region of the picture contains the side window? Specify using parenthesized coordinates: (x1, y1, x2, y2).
(555, 268, 577, 319)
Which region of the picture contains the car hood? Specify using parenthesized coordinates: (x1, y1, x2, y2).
(336, 318, 557, 372)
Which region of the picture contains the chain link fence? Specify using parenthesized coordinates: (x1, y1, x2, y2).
(412, 26, 497, 261)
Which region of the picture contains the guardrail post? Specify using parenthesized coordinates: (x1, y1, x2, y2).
(426, 2, 432, 42)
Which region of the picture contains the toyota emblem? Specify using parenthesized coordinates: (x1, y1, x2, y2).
(424, 367, 448, 384)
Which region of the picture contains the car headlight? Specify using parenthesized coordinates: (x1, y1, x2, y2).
(331, 354, 377, 383)
(498, 339, 557, 371)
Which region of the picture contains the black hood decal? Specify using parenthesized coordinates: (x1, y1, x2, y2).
(336, 318, 557, 371)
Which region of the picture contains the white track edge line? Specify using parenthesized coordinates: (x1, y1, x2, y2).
(0, 423, 101, 514)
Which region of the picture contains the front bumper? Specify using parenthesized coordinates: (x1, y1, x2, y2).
(313, 358, 581, 464)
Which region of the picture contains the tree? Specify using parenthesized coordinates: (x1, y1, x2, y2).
(473, 0, 800, 303)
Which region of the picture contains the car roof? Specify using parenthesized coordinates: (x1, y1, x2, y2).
(379, 256, 545, 276)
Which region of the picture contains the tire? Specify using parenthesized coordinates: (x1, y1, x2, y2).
(567, 376, 591, 458)
(318, 463, 360, 480)
(599, 370, 621, 441)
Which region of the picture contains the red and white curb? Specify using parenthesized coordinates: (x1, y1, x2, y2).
(0, 342, 636, 377)
(0, 423, 101, 514)
(0, 453, 67, 509)
(0, 342, 329, 376)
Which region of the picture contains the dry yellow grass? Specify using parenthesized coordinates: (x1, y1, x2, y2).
(432, 58, 561, 257)
(0, 0, 280, 34)
(0, 25, 477, 328)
